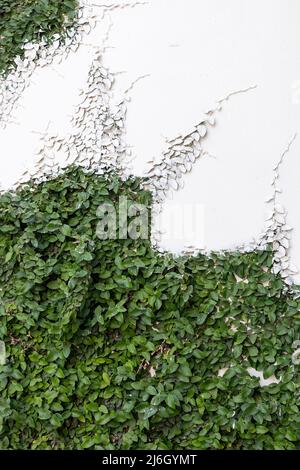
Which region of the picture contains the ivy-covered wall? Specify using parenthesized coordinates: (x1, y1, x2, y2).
(1, 167, 300, 450)
(0, 0, 78, 76)
(1, 0, 300, 451)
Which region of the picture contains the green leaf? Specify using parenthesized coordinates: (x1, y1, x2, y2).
(166, 394, 177, 409)
(286, 430, 297, 442)
(140, 406, 158, 420)
(61, 225, 72, 236)
(146, 385, 157, 395)
(5, 248, 13, 263)
(102, 372, 110, 386)
(38, 408, 51, 420)
(256, 426, 268, 434)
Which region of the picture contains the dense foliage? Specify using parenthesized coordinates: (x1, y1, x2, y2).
(0, 167, 300, 449)
(0, 0, 78, 75)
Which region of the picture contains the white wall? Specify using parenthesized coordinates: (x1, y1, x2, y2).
(1, 0, 300, 279)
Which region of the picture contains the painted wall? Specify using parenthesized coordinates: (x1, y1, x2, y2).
(1, 0, 300, 279)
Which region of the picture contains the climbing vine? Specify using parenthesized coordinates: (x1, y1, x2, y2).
(1, 0, 300, 452)
(1, 167, 300, 450)
(0, 0, 78, 76)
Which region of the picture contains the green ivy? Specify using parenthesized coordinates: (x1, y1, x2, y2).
(0, 166, 300, 450)
(0, 0, 78, 76)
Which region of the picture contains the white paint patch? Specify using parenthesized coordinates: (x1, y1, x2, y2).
(1, 0, 300, 280)
(247, 367, 280, 388)
(218, 366, 280, 388)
